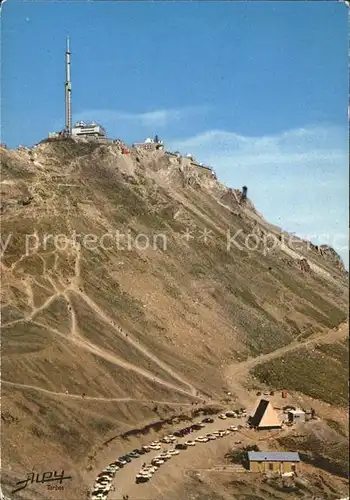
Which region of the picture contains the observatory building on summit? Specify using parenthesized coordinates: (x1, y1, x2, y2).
(71, 121, 107, 138)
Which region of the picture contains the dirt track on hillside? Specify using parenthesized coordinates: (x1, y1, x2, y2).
(224, 321, 348, 407)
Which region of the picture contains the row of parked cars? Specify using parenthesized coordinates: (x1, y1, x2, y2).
(135, 418, 215, 483)
(91, 410, 247, 498)
(134, 420, 212, 483)
(136, 447, 180, 482)
(218, 409, 247, 420)
(175, 427, 240, 447)
(90, 447, 149, 499)
(135, 416, 245, 484)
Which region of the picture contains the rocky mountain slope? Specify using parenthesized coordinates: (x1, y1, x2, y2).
(1, 138, 348, 499)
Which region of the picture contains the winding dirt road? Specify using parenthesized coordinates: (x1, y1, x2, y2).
(1, 380, 194, 407)
(2, 244, 201, 401)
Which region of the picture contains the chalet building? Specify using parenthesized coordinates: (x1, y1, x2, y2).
(248, 399, 282, 430)
(247, 451, 301, 474)
(287, 409, 306, 423)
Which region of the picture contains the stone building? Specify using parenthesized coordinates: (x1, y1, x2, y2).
(247, 451, 301, 474)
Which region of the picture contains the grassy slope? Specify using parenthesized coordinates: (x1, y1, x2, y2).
(278, 421, 349, 479)
(252, 344, 348, 407)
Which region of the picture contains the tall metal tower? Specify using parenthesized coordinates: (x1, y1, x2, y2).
(65, 36, 72, 135)
(348, 4, 350, 124)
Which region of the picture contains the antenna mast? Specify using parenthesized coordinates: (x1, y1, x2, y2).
(65, 36, 72, 135)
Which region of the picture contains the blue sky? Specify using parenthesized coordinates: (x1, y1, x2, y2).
(1, 1, 349, 267)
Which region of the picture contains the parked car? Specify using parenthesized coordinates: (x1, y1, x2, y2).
(161, 437, 170, 443)
(229, 426, 239, 431)
(97, 472, 112, 478)
(195, 436, 209, 442)
(94, 485, 111, 493)
(138, 472, 152, 479)
(225, 411, 236, 417)
(141, 466, 157, 473)
(94, 477, 110, 484)
(91, 489, 108, 499)
(206, 434, 217, 440)
(104, 465, 118, 471)
(100, 471, 114, 478)
(148, 444, 161, 450)
(185, 440, 196, 446)
(202, 417, 214, 423)
(95, 480, 110, 488)
(136, 475, 150, 483)
(110, 460, 123, 468)
(191, 423, 205, 430)
(168, 449, 180, 455)
(133, 447, 145, 455)
(146, 463, 159, 470)
(153, 459, 165, 465)
(175, 443, 187, 450)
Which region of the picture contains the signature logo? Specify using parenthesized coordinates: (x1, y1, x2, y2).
(12, 470, 72, 494)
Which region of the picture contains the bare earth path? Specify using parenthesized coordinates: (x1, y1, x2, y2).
(2, 238, 347, 408)
(1, 380, 194, 407)
(75, 289, 198, 396)
(1, 244, 201, 401)
(225, 322, 348, 405)
(228, 322, 348, 377)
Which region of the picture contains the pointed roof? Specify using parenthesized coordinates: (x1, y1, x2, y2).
(249, 397, 265, 418)
(249, 399, 281, 428)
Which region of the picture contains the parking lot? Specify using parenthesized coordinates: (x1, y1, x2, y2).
(90, 409, 248, 500)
